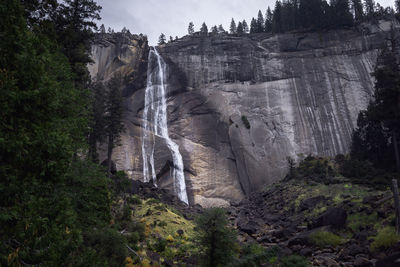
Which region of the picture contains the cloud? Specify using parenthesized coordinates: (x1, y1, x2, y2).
(96, 0, 395, 45)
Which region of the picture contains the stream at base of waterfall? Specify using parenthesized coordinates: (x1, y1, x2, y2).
(141, 47, 189, 205)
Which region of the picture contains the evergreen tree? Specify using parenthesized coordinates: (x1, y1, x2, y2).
(396, 0, 400, 13)
(169, 36, 173, 42)
(265, 7, 273, 32)
(56, 0, 102, 87)
(257, 9, 265, 32)
(158, 33, 166, 45)
(330, 0, 354, 27)
(195, 208, 237, 267)
(200, 22, 208, 35)
(230, 18, 237, 34)
(211, 25, 218, 34)
(242, 20, 249, 33)
(218, 24, 225, 33)
(188, 21, 194, 35)
(104, 75, 125, 177)
(88, 82, 107, 162)
(272, 1, 283, 33)
(250, 17, 257, 33)
(364, 0, 376, 19)
(237, 21, 244, 34)
(352, 0, 364, 21)
(99, 23, 106, 33)
(351, 35, 400, 172)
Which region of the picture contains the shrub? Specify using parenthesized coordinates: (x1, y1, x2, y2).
(229, 244, 279, 267)
(241, 115, 251, 129)
(370, 227, 400, 251)
(280, 255, 310, 267)
(195, 208, 237, 267)
(308, 231, 345, 247)
(153, 238, 167, 253)
(83, 228, 127, 266)
(127, 195, 142, 205)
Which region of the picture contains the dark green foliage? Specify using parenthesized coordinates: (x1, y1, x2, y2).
(83, 228, 128, 266)
(242, 20, 249, 33)
(200, 22, 208, 35)
(230, 244, 279, 267)
(105, 75, 125, 177)
(285, 156, 336, 182)
(256, 10, 265, 32)
(230, 18, 237, 34)
(195, 208, 237, 267)
(88, 81, 107, 162)
(66, 160, 111, 227)
(350, 37, 400, 172)
(158, 33, 166, 45)
(241, 115, 251, 129)
(188, 22, 194, 35)
(0, 1, 128, 266)
(237, 22, 244, 34)
(152, 238, 168, 252)
(280, 255, 310, 267)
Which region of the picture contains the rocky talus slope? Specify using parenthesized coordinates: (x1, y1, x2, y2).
(90, 21, 400, 207)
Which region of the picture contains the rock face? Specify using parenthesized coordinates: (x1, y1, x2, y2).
(89, 21, 399, 207)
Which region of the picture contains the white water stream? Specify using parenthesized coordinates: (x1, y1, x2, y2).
(141, 48, 189, 205)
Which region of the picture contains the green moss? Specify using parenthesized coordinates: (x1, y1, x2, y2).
(241, 115, 251, 129)
(370, 227, 400, 251)
(280, 255, 310, 267)
(309, 231, 345, 247)
(348, 212, 378, 232)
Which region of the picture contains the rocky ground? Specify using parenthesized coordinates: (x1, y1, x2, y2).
(127, 161, 400, 266)
(228, 179, 400, 267)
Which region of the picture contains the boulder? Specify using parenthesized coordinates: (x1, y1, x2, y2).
(310, 207, 347, 229)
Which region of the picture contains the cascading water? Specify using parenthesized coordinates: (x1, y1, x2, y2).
(141, 47, 189, 205)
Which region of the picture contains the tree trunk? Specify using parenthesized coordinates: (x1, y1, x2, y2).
(393, 131, 400, 173)
(392, 179, 400, 235)
(107, 134, 113, 178)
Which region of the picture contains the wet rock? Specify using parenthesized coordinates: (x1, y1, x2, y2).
(300, 247, 313, 257)
(237, 219, 260, 235)
(375, 253, 400, 267)
(310, 207, 347, 229)
(354, 256, 373, 267)
(299, 196, 328, 211)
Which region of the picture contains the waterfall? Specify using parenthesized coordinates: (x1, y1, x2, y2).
(141, 47, 189, 205)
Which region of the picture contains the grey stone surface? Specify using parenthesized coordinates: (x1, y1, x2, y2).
(90, 20, 399, 206)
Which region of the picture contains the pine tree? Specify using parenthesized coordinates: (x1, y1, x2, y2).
(396, 0, 400, 13)
(211, 25, 218, 34)
(188, 22, 194, 35)
(257, 9, 265, 32)
(88, 82, 107, 162)
(200, 22, 208, 35)
(272, 1, 283, 33)
(265, 7, 273, 32)
(242, 20, 249, 33)
(56, 0, 102, 87)
(352, 0, 364, 21)
(218, 24, 225, 33)
(250, 17, 257, 33)
(99, 23, 106, 33)
(237, 21, 244, 34)
(195, 208, 237, 267)
(104, 75, 125, 177)
(364, 0, 376, 19)
(158, 33, 166, 45)
(330, 0, 354, 27)
(351, 34, 400, 172)
(229, 18, 237, 34)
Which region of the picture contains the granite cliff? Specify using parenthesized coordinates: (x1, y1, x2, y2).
(89, 20, 399, 207)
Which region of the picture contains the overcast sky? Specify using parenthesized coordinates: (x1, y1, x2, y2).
(96, 0, 395, 45)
